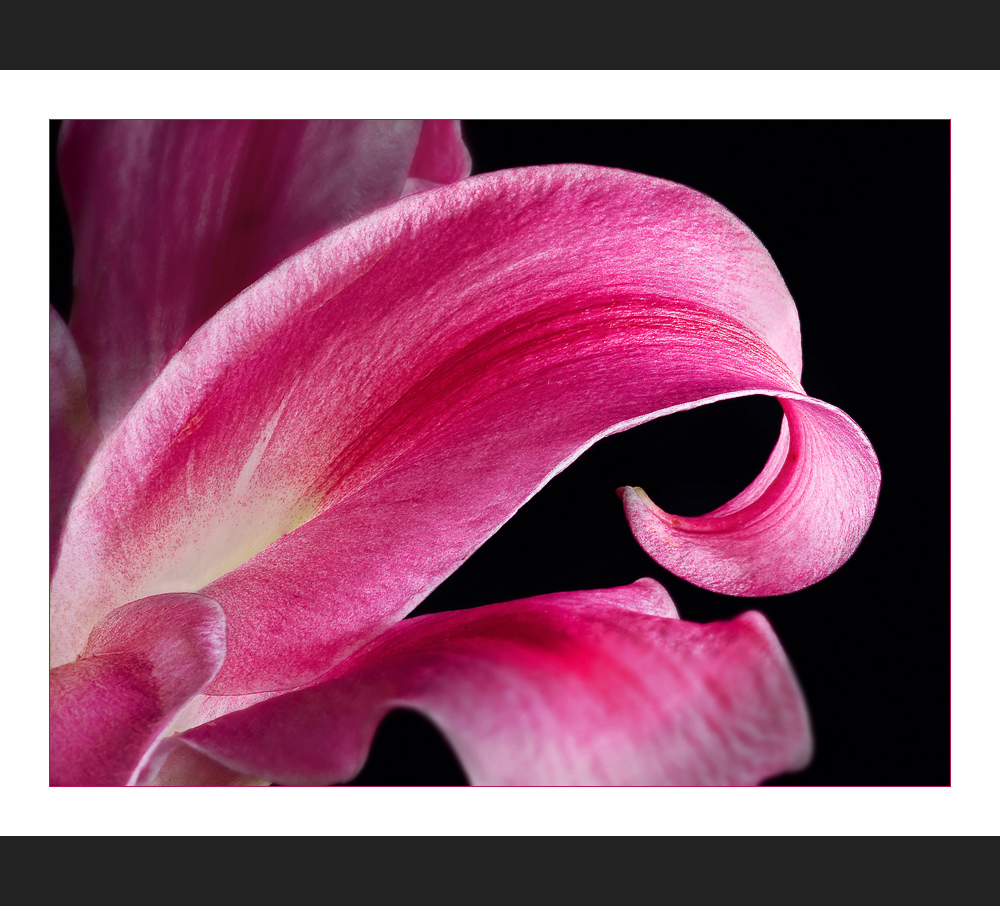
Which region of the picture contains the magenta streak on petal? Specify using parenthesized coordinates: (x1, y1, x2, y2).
(50, 165, 878, 697)
(49, 593, 225, 786)
(49, 307, 101, 576)
(59, 120, 469, 434)
(181, 580, 812, 786)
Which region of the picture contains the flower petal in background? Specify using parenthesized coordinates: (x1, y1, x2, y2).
(49, 593, 225, 786)
(49, 307, 100, 576)
(404, 119, 471, 194)
(181, 580, 812, 786)
(58, 120, 470, 433)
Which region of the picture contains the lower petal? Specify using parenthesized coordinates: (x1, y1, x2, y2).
(181, 580, 811, 786)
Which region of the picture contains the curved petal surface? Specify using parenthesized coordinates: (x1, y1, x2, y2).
(181, 580, 812, 786)
(50, 593, 225, 786)
(59, 119, 469, 432)
(51, 165, 878, 693)
(49, 307, 100, 575)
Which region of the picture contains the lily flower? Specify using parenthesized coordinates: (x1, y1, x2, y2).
(49, 120, 879, 786)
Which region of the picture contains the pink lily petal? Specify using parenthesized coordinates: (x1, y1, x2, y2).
(181, 580, 811, 786)
(49, 593, 225, 786)
(50, 165, 879, 696)
(59, 119, 469, 433)
(49, 307, 100, 575)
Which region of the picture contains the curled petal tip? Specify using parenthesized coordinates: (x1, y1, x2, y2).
(620, 398, 880, 596)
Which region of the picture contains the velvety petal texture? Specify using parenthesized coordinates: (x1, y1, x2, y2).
(49, 593, 225, 786)
(49, 308, 100, 575)
(59, 120, 470, 432)
(50, 164, 880, 697)
(181, 580, 812, 786)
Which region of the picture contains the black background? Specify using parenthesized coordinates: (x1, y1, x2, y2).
(51, 120, 950, 787)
